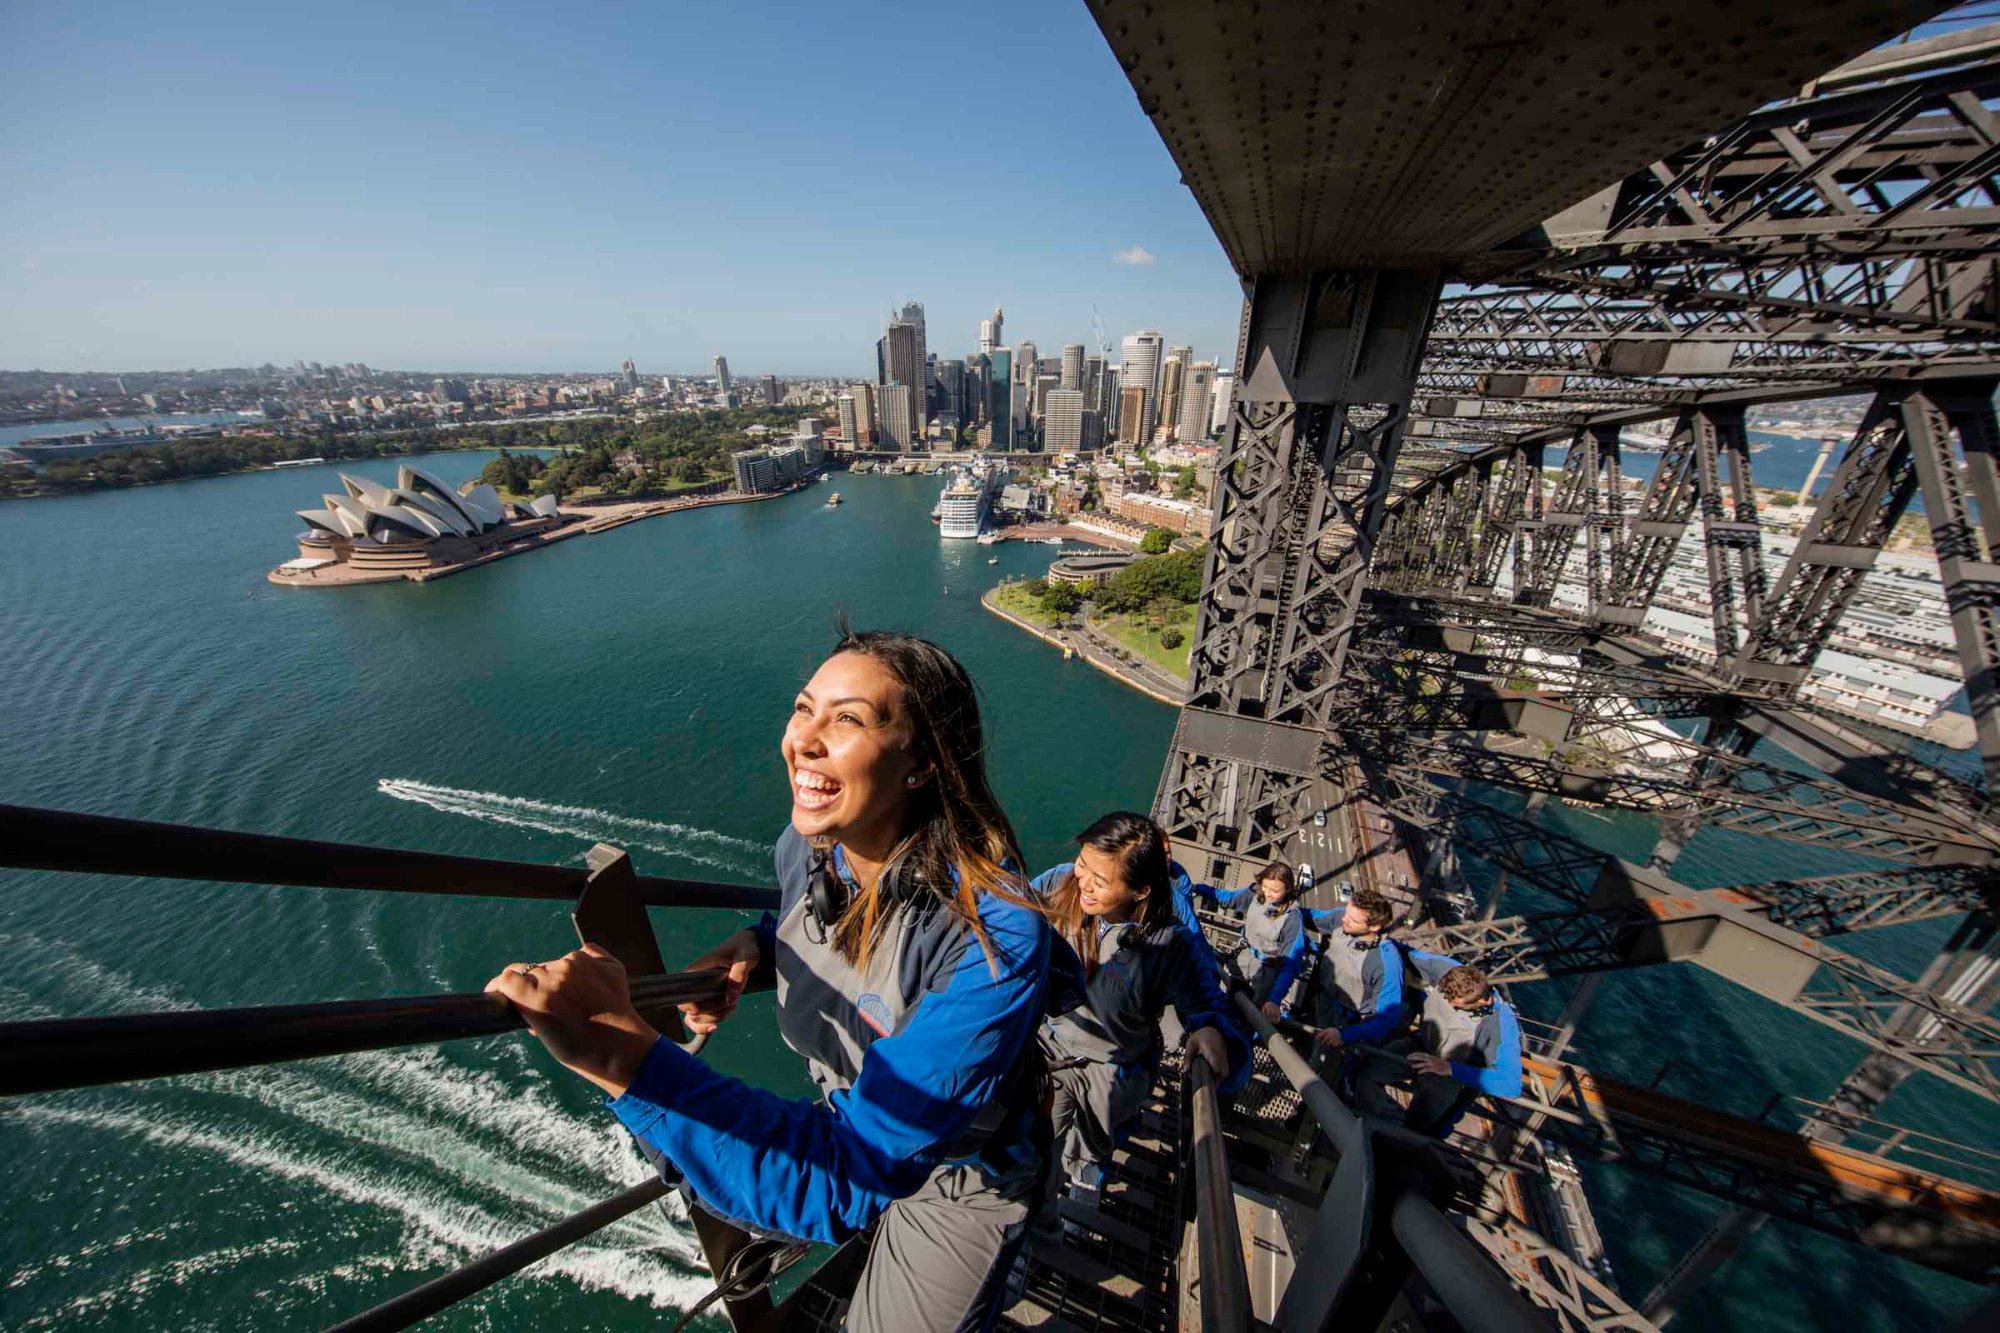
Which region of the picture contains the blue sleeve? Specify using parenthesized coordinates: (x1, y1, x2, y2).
(1030, 864, 1071, 897)
(606, 902, 1049, 1243)
(1405, 946, 1464, 987)
(1168, 867, 1225, 991)
(1166, 929, 1251, 1075)
(1305, 908, 1343, 934)
(1451, 1003, 1522, 1099)
(1210, 885, 1256, 910)
(1338, 940, 1404, 1047)
(751, 911, 777, 960)
(1266, 910, 1309, 1007)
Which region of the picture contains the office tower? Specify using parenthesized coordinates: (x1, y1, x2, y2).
(883, 305, 927, 439)
(1177, 362, 1217, 442)
(898, 301, 929, 423)
(1084, 356, 1106, 413)
(1044, 388, 1086, 453)
(1060, 344, 1085, 391)
(979, 307, 1004, 355)
(877, 383, 915, 451)
(936, 358, 965, 426)
(836, 393, 859, 446)
(1209, 370, 1237, 434)
(1119, 331, 1164, 445)
(1117, 386, 1148, 445)
(1034, 374, 1059, 427)
(760, 374, 780, 405)
(620, 359, 639, 392)
(1158, 349, 1188, 439)
(852, 382, 877, 444)
(714, 355, 733, 402)
(988, 348, 1013, 449)
(1102, 365, 1122, 438)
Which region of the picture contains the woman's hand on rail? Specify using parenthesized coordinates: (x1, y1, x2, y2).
(485, 944, 659, 1099)
(1187, 1026, 1230, 1080)
(678, 928, 762, 1037)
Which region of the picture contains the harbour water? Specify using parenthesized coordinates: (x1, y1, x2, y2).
(0, 457, 1986, 1329)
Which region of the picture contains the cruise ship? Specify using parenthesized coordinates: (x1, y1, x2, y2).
(937, 461, 999, 540)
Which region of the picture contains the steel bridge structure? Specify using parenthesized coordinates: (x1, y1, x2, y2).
(9, 4, 2000, 1333)
(1117, 0, 2000, 1327)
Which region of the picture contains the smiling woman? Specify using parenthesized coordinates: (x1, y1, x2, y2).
(486, 624, 1059, 1333)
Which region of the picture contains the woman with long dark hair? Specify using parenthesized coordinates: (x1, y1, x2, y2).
(1034, 812, 1243, 1198)
(1190, 859, 1312, 1021)
(487, 627, 1052, 1332)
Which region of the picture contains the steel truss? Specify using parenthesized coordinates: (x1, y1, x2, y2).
(1155, 29, 2000, 1319)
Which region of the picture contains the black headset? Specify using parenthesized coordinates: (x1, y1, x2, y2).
(805, 839, 934, 938)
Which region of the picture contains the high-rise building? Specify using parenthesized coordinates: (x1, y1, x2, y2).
(1117, 385, 1148, 446)
(935, 359, 966, 426)
(760, 374, 780, 405)
(620, 359, 639, 392)
(714, 355, 732, 399)
(979, 307, 1004, 355)
(1119, 331, 1164, 445)
(988, 348, 1013, 449)
(1060, 344, 1085, 391)
(1158, 348, 1189, 440)
(882, 304, 927, 440)
(1209, 370, 1236, 434)
(1102, 365, 1122, 439)
(1033, 374, 1059, 428)
(1177, 361, 1218, 443)
(1044, 388, 1087, 453)
(835, 393, 860, 447)
(851, 382, 877, 444)
(1176, 362, 1215, 442)
(877, 383, 915, 451)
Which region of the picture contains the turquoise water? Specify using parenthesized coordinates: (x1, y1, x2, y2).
(0, 457, 1985, 1329)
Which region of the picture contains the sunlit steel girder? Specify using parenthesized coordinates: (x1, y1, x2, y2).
(1475, 1054, 2000, 1281)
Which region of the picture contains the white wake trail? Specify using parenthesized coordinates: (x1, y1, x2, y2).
(377, 778, 768, 875)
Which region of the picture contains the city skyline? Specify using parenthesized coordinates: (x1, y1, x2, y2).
(0, 2, 1244, 374)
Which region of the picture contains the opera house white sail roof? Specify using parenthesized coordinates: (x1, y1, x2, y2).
(296, 465, 556, 544)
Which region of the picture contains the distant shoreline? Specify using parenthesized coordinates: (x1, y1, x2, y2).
(979, 586, 1184, 707)
(0, 439, 526, 502)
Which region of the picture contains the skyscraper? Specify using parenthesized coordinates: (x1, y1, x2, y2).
(883, 304, 927, 441)
(714, 355, 734, 406)
(851, 382, 877, 444)
(1044, 388, 1086, 454)
(988, 348, 1013, 449)
(1158, 347, 1189, 439)
(1117, 385, 1148, 446)
(1177, 362, 1217, 442)
(620, 359, 639, 392)
(1119, 331, 1164, 445)
(936, 359, 965, 427)
(1209, 370, 1236, 434)
(877, 383, 915, 451)
(979, 308, 1004, 355)
(1060, 344, 1085, 392)
(899, 301, 928, 425)
(760, 374, 780, 406)
(835, 393, 860, 447)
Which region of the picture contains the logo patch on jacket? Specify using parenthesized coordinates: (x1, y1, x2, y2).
(856, 993, 894, 1037)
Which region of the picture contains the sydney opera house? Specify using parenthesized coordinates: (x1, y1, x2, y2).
(276, 464, 564, 581)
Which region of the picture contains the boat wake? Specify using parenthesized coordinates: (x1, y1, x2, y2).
(0, 942, 708, 1323)
(375, 778, 767, 876)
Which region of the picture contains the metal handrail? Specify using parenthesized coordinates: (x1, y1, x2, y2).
(1186, 1055, 1252, 1333)
(324, 1175, 673, 1333)
(0, 802, 783, 911)
(0, 969, 731, 1097)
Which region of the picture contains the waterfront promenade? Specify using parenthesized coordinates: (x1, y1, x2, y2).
(980, 585, 1186, 706)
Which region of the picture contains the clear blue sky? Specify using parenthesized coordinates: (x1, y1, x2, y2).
(0, 0, 1246, 376)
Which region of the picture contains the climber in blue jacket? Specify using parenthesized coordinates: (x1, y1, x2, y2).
(1360, 948, 1523, 1138)
(1303, 885, 1407, 1053)
(1189, 860, 1312, 1022)
(488, 628, 1055, 1333)
(1032, 812, 1247, 1197)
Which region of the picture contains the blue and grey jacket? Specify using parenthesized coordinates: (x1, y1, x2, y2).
(1167, 860, 1227, 988)
(1405, 947, 1523, 1099)
(607, 825, 1053, 1245)
(1191, 881, 1311, 1004)
(1303, 910, 1406, 1046)
(1032, 864, 1250, 1078)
